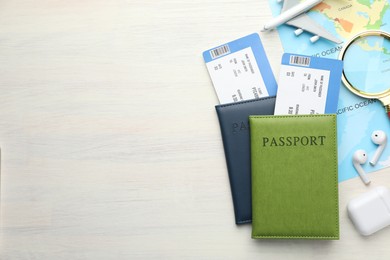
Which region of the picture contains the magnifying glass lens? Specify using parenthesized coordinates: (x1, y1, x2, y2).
(343, 35, 390, 94)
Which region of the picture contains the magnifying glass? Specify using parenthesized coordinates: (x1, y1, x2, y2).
(339, 30, 390, 117)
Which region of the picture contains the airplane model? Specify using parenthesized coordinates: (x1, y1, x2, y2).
(262, 0, 342, 44)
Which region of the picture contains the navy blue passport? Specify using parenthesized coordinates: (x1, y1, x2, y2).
(215, 97, 276, 224)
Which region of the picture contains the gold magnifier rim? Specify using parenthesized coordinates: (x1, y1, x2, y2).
(339, 30, 390, 99)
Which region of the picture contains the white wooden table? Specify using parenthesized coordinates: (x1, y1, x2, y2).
(0, 1, 389, 259)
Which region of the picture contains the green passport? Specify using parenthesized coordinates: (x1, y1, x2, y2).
(249, 114, 339, 240)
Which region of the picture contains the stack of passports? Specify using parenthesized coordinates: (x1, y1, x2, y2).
(215, 97, 339, 239)
(249, 114, 339, 239)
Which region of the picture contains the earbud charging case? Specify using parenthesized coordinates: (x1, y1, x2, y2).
(347, 186, 390, 236)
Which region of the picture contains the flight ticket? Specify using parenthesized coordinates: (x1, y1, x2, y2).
(203, 33, 277, 104)
(274, 53, 343, 115)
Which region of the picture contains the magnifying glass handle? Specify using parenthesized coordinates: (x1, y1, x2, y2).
(385, 105, 390, 119)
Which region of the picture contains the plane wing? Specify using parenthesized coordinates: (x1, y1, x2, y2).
(281, 0, 342, 44)
(281, 0, 301, 12)
(286, 13, 342, 44)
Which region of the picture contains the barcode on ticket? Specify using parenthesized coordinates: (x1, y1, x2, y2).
(289, 55, 311, 66)
(210, 44, 231, 59)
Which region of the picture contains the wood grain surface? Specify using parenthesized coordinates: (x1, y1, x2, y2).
(0, 0, 389, 259)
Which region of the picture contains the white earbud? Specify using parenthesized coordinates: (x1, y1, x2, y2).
(353, 150, 371, 185)
(370, 130, 387, 166)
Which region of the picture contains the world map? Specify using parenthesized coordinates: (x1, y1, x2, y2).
(268, 0, 390, 182)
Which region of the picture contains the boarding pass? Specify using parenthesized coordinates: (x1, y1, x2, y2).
(203, 33, 277, 104)
(274, 53, 343, 115)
